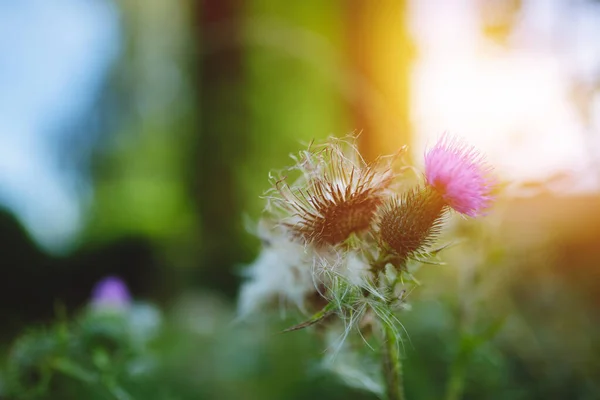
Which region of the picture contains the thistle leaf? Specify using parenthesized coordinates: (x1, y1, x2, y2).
(281, 303, 336, 333)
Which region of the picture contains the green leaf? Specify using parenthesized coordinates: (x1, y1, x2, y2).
(281, 303, 336, 333)
(52, 358, 98, 384)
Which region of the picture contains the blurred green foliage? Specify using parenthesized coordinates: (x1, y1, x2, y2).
(1, 298, 376, 400)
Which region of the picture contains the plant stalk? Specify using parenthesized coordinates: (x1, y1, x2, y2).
(382, 321, 406, 400)
(444, 341, 468, 400)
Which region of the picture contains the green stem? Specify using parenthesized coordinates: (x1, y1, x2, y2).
(444, 343, 468, 400)
(382, 322, 406, 400)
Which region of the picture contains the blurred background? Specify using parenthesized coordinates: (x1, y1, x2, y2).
(1, 0, 599, 399)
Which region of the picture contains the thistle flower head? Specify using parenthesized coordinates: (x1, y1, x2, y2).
(378, 187, 446, 262)
(267, 137, 396, 247)
(424, 134, 496, 216)
(239, 134, 501, 400)
(91, 276, 131, 311)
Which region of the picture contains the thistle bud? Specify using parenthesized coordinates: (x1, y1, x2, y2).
(378, 187, 447, 262)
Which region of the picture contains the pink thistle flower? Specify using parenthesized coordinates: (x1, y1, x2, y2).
(424, 135, 496, 217)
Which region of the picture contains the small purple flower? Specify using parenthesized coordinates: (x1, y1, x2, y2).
(91, 276, 131, 310)
(424, 134, 496, 216)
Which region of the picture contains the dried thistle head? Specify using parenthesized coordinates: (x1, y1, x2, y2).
(378, 186, 447, 262)
(266, 137, 399, 247)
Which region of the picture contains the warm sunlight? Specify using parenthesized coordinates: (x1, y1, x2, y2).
(409, 0, 600, 193)
(414, 52, 588, 184)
